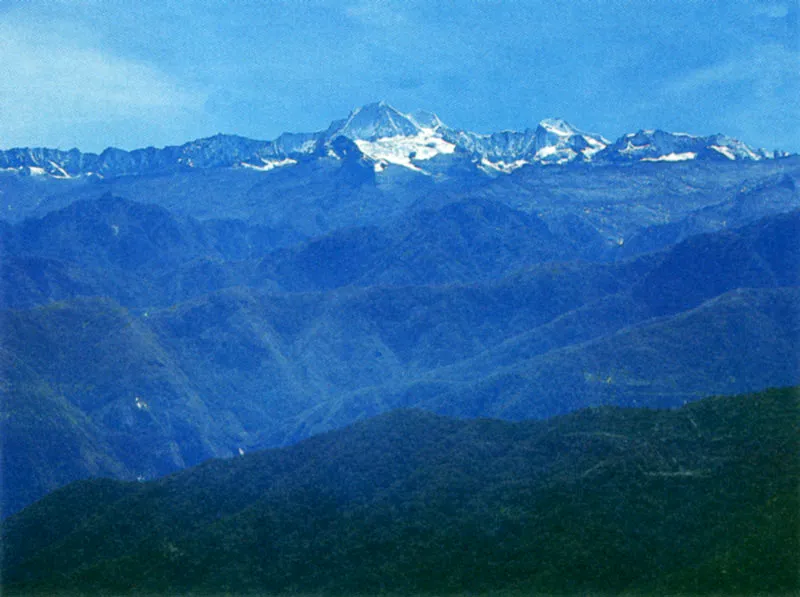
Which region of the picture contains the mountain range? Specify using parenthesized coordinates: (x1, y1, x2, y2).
(0, 102, 790, 183)
(2, 197, 798, 516)
(1, 102, 799, 528)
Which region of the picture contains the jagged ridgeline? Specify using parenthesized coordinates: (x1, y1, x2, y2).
(0, 101, 786, 180)
(2, 387, 798, 595)
(0, 101, 794, 231)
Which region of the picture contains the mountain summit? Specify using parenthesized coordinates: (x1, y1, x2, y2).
(532, 118, 610, 164)
(328, 101, 423, 141)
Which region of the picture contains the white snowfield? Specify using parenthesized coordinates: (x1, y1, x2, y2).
(711, 145, 736, 160)
(642, 152, 697, 162)
(240, 157, 298, 171)
(355, 128, 456, 173)
(479, 157, 529, 174)
(534, 145, 577, 164)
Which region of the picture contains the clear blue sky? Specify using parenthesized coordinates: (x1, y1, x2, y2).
(1, 0, 797, 153)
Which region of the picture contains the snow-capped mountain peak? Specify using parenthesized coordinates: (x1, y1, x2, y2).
(532, 118, 609, 164)
(0, 103, 788, 181)
(329, 101, 423, 141)
(595, 129, 776, 164)
(322, 103, 456, 173)
(538, 118, 581, 137)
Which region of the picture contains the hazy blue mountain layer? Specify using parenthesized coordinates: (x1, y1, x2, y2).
(3, 188, 798, 308)
(1, 208, 798, 516)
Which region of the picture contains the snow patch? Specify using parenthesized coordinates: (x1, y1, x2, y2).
(535, 146, 577, 164)
(585, 137, 606, 149)
(48, 160, 72, 179)
(240, 157, 297, 172)
(620, 141, 652, 155)
(536, 146, 559, 158)
(739, 145, 760, 160)
(641, 152, 697, 162)
(581, 139, 606, 159)
(28, 166, 46, 176)
(479, 157, 528, 174)
(711, 145, 736, 160)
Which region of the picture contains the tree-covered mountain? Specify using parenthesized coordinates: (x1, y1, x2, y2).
(2, 207, 798, 516)
(3, 386, 797, 596)
(3, 191, 798, 309)
(0, 194, 573, 308)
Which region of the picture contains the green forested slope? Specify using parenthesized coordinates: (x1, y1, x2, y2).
(2, 386, 797, 595)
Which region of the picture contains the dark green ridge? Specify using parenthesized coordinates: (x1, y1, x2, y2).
(3, 386, 798, 596)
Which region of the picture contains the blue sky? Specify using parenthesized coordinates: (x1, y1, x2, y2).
(1, 0, 797, 152)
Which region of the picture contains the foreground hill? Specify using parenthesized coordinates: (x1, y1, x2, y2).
(3, 386, 797, 596)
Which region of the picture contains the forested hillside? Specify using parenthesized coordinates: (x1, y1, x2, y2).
(3, 386, 797, 595)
